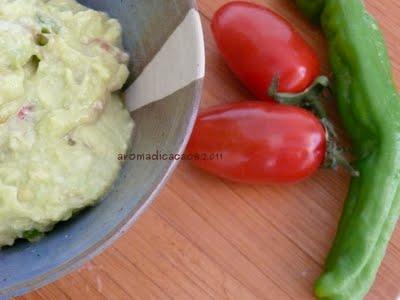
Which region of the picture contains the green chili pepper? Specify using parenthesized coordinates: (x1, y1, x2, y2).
(294, 0, 400, 299)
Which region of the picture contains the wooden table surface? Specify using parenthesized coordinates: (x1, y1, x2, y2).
(18, 1, 400, 299)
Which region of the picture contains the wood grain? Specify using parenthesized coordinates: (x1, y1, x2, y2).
(18, 1, 400, 299)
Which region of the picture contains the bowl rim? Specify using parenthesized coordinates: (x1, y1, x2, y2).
(6, 1, 204, 297)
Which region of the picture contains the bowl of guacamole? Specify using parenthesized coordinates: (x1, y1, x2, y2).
(0, 0, 203, 296)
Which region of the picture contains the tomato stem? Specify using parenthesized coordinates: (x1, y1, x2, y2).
(269, 75, 359, 176)
(324, 134, 360, 177)
(268, 75, 330, 102)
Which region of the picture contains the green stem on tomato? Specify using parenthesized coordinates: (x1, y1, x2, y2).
(269, 74, 358, 176)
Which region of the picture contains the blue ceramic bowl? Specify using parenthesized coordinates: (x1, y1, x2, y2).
(0, 0, 204, 297)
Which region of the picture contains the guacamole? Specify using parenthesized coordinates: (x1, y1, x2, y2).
(0, 0, 134, 246)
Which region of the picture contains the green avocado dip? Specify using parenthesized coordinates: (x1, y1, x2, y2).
(0, 0, 134, 246)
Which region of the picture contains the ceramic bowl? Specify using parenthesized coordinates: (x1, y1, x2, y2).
(0, 0, 204, 297)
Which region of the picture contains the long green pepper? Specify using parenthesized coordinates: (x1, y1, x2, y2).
(294, 0, 400, 299)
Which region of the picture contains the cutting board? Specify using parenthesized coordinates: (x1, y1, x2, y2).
(19, 1, 400, 299)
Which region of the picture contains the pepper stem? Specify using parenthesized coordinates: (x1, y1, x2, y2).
(268, 74, 359, 177)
